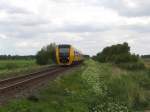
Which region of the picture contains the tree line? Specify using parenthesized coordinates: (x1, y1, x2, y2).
(36, 42, 144, 69)
(93, 42, 139, 63)
(0, 55, 35, 60)
(92, 42, 145, 70)
(0, 42, 147, 70)
(141, 55, 150, 59)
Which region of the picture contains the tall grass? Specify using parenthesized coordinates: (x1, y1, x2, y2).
(82, 60, 150, 111)
(0, 60, 36, 70)
(117, 61, 145, 70)
(0, 60, 41, 79)
(0, 66, 92, 112)
(0, 60, 149, 112)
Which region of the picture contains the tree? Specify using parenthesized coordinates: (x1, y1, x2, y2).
(36, 43, 56, 65)
(93, 42, 139, 64)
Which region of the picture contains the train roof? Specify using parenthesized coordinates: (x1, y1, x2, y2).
(57, 44, 83, 54)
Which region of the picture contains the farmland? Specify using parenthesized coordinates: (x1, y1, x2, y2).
(0, 59, 149, 112)
(0, 60, 44, 79)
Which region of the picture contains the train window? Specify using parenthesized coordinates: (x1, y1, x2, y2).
(60, 48, 69, 53)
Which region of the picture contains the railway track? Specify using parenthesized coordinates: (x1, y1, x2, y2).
(0, 65, 58, 89)
(0, 65, 75, 100)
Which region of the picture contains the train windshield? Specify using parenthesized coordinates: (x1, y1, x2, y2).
(59, 48, 69, 53)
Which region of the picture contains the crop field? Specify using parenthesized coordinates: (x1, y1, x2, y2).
(0, 60, 42, 79)
(0, 59, 149, 112)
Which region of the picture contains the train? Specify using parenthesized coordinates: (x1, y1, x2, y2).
(55, 44, 83, 65)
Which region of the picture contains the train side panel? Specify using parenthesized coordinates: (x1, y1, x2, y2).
(69, 46, 75, 65)
(56, 47, 60, 65)
(72, 49, 83, 64)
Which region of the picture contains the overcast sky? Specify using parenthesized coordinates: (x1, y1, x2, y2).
(0, 0, 150, 56)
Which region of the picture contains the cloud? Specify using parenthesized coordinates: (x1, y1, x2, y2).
(48, 0, 150, 17)
(97, 0, 150, 17)
(0, 34, 7, 39)
(0, 0, 150, 56)
(0, 1, 30, 14)
(122, 24, 150, 33)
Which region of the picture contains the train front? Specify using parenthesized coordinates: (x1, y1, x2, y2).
(56, 44, 74, 65)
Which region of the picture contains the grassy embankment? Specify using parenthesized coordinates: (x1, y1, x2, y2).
(0, 60, 46, 79)
(0, 59, 150, 112)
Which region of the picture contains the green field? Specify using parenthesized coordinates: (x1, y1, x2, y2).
(0, 59, 149, 112)
(0, 60, 43, 79)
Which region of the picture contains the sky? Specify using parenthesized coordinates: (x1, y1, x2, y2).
(0, 0, 150, 56)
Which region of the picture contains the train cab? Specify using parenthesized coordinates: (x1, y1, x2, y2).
(55, 44, 83, 65)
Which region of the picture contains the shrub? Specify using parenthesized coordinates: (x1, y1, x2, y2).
(93, 42, 139, 64)
(118, 61, 145, 70)
(93, 42, 145, 70)
(36, 43, 56, 65)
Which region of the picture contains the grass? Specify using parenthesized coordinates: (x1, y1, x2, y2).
(0, 59, 44, 79)
(0, 59, 149, 112)
(143, 59, 150, 69)
(0, 66, 91, 112)
(0, 60, 36, 70)
(117, 61, 145, 70)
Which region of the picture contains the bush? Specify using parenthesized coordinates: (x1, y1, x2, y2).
(0, 62, 18, 70)
(118, 61, 145, 70)
(36, 43, 56, 65)
(93, 42, 139, 63)
(93, 42, 145, 70)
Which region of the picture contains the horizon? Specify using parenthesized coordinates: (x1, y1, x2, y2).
(0, 42, 150, 57)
